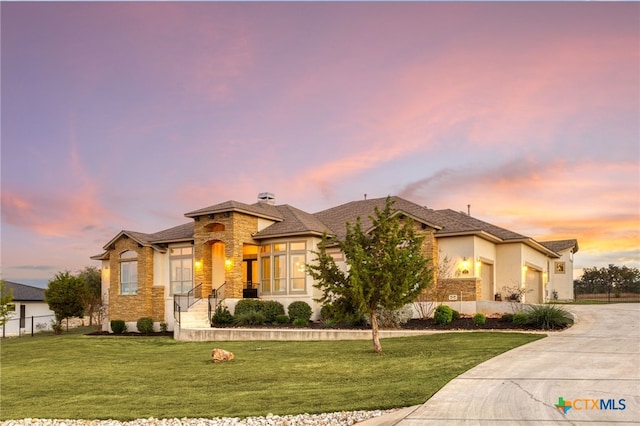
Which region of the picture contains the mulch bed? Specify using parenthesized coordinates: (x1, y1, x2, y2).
(85, 317, 565, 336)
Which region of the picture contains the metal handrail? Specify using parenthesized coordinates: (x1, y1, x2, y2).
(173, 299, 181, 325)
(208, 282, 226, 326)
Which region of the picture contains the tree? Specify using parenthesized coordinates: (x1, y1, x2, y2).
(45, 271, 84, 331)
(0, 280, 14, 327)
(308, 197, 434, 353)
(574, 265, 640, 301)
(78, 266, 102, 327)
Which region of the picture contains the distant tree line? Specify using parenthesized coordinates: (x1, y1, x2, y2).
(574, 264, 640, 297)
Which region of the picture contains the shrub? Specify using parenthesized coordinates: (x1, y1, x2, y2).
(452, 309, 461, 321)
(319, 304, 334, 322)
(512, 312, 530, 326)
(288, 301, 313, 322)
(262, 300, 285, 323)
(136, 317, 154, 334)
(473, 313, 486, 326)
(434, 305, 454, 325)
(292, 318, 308, 327)
(275, 314, 290, 324)
(111, 319, 127, 334)
(525, 304, 573, 330)
(212, 304, 234, 325)
(319, 302, 366, 326)
(160, 322, 168, 333)
(233, 310, 266, 326)
(368, 305, 414, 328)
(234, 299, 263, 316)
(500, 313, 514, 323)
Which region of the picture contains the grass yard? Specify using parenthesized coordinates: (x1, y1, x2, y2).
(0, 328, 543, 421)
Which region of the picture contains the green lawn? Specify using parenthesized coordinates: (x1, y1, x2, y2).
(0, 328, 543, 420)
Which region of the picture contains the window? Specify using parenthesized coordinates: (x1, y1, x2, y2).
(120, 250, 138, 295)
(260, 241, 307, 294)
(170, 247, 193, 294)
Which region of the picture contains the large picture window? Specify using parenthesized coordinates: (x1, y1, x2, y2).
(120, 250, 138, 295)
(170, 247, 193, 294)
(260, 242, 307, 294)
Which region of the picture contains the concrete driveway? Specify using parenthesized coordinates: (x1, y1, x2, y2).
(360, 303, 640, 425)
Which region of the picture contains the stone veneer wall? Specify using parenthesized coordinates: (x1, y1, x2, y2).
(429, 277, 482, 301)
(108, 237, 154, 322)
(193, 211, 261, 299)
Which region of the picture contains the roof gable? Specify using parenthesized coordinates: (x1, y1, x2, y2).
(253, 205, 331, 239)
(539, 239, 579, 254)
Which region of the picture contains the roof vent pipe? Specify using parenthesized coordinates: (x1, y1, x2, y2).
(467, 204, 471, 216)
(258, 192, 276, 205)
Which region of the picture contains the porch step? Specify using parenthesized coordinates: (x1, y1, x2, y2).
(178, 299, 210, 328)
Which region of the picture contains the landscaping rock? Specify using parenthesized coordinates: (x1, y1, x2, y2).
(211, 348, 235, 363)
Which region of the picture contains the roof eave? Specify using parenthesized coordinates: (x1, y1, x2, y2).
(436, 230, 503, 244)
(185, 207, 283, 222)
(253, 230, 329, 240)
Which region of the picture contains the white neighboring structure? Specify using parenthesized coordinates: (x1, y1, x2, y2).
(2, 281, 55, 337)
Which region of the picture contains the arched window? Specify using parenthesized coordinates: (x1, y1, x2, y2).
(120, 250, 138, 295)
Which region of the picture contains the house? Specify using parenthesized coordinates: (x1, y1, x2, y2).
(1, 281, 56, 337)
(92, 194, 578, 332)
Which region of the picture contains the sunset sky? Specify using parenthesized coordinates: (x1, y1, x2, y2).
(1, 2, 638, 288)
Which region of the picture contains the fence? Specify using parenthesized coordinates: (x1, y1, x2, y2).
(575, 292, 640, 303)
(2, 314, 56, 338)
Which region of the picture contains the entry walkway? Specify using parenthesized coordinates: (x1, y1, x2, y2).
(360, 304, 640, 425)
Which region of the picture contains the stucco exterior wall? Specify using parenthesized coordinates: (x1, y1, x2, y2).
(2, 301, 55, 337)
(548, 250, 575, 301)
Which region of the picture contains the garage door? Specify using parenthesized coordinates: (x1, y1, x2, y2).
(481, 262, 494, 301)
(525, 268, 542, 304)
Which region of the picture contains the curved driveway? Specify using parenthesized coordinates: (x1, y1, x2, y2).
(361, 304, 640, 425)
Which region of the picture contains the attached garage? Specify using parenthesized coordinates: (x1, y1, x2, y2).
(525, 266, 543, 304)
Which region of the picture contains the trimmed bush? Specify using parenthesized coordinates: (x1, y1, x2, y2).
(262, 300, 285, 323)
(525, 304, 573, 330)
(110, 319, 126, 334)
(500, 313, 514, 323)
(212, 304, 234, 325)
(288, 301, 313, 322)
(233, 310, 266, 326)
(452, 309, 461, 321)
(434, 305, 454, 325)
(233, 299, 285, 323)
(234, 299, 262, 316)
(473, 313, 486, 326)
(512, 312, 530, 326)
(292, 318, 308, 327)
(275, 314, 290, 324)
(136, 317, 154, 334)
(160, 322, 168, 333)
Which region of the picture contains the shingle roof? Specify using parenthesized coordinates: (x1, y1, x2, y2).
(253, 205, 332, 239)
(147, 222, 194, 243)
(184, 200, 283, 221)
(2, 281, 46, 301)
(313, 196, 442, 240)
(432, 209, 527, 241)
(539, 239, 579, 254)
(95, 195, 573, 259)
